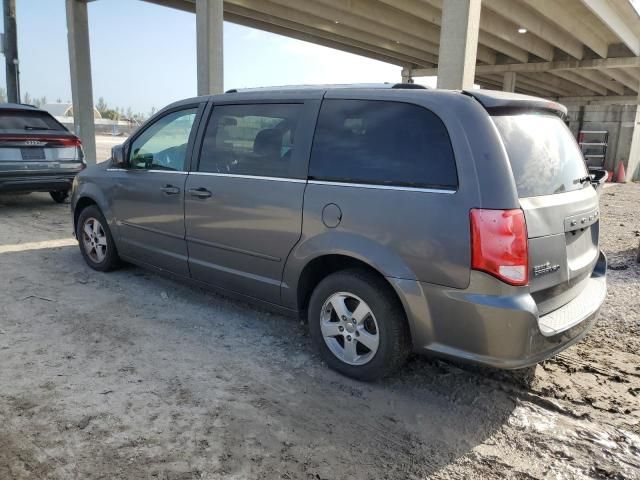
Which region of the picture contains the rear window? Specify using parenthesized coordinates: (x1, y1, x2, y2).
(492, 113, 587, 198)
(309, 100, 458, 189)
(0, 110, 64, 131)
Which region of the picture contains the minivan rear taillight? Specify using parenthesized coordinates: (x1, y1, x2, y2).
(470, 208, 528, 286)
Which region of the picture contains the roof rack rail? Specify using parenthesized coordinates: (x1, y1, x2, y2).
(223, 83, 428, 94)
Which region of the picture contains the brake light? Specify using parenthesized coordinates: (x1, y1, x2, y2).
(470, 208, 528, 286)
(53, 137, 82, 147)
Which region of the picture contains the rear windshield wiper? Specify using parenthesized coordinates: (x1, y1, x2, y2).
(23, 125, 55, 131)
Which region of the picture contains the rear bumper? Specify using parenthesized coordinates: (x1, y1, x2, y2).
(389, 251, 607, 370)
(0, 174, 76, 193)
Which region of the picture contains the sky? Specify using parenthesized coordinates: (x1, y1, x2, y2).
(1, 0, 434, 114)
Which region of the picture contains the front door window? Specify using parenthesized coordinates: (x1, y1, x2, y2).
(129, 108, 198, 171)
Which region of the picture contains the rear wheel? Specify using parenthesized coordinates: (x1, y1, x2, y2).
(50, 190, 69, 203)
(76, 205, 120, 272)
(308, 269, 411, 381)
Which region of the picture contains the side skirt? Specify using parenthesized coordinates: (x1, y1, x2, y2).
(119, 254, 300, 319)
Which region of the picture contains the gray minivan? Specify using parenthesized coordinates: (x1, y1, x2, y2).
(71, 85, 607, 381)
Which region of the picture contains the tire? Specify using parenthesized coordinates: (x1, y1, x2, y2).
(50, 190, 69, 203)
(76, 205, 121, 272)
(308, 269, 411, 381)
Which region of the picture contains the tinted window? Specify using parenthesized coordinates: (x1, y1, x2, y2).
(0, 110, 64, 131)
(199, 104, 302, 178)
(129, 108, 197, 171)
(309, 100, 457, 189)
(492, 113, 588, 198)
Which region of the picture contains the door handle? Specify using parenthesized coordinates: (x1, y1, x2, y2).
(160, 184, 181, 195)
(187, 187, 212, 199)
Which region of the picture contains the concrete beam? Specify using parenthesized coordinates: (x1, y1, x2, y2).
(520, 0, 608, 58)
(483, 0, 584, 59)
(580, 0, 640, 55)
(573, 69, 625, 95)
(550, 70, 607, 96)
(476, 76, 550, 98)
(409, 57, 640, 77)
(601, 68, 639, 92)
(268, 0, 438, 63)
(196, 0, 223, 95)
(141, 0, 194, 13)
(424, 0, 555, 61)
(478, 31, 529, 63)
(436, 0, 481, 89)
(557, 95, 638, 105)
(377, 0, 527, 62)
(519, 72, 579, 97)
(225, 1, 438, 66)
(267, 0, 496, 65)
(226, 13, 419, 67)
(66, 0, 96, 164)
(502, 71, 516, 92)
(484, 73, 558, 97)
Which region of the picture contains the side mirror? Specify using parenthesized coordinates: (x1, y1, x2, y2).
(111, 144, 127, 168)
(588, 168, 607, 191)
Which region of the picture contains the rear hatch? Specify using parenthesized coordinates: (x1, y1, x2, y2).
(468, 91, 600, 315)
(0, 108, 84, 176)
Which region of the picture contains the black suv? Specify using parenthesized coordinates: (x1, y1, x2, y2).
(0, 103, 85, 203)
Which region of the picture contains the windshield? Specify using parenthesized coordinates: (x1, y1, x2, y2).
(492, 113, 587, 198)
(0, 110, 65, 131)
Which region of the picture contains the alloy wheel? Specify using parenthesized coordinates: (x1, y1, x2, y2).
(320, 292, 380, 366)
(81, 217, 108, 263)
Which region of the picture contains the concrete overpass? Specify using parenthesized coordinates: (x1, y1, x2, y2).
(65, 0, 640, 179)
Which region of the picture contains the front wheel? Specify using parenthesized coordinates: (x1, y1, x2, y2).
(76, 205, 121, 272)
(308, 269, 411, 381)
(50, 190, 69, 203)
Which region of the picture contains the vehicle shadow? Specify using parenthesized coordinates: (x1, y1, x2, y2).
(0, 242, 519, 479)
(0, 192, 69, 209)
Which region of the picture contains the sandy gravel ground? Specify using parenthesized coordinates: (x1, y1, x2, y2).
(94, 135, 127, 163)
(0, 183, 638, 480)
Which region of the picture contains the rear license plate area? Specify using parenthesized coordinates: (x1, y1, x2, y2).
(21, 147, 45, 160)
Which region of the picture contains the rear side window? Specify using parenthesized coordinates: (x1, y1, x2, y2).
(0, 110, 64, 131)
(199, 104, 302, 178)
(492, 113, 587, 198)
(309, 100, 457, 189)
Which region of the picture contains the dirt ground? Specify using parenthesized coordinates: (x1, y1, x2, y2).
(0, 178, 638, 479)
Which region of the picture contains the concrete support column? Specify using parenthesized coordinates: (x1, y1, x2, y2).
(196, 0, 224, 96)
(436, 0, 481, 90)
(503, 72, 517, 92)
(627, 93, 640, 181)
(401, 66, 413, 84)
(3, 0, 20, 103)
(66, 0, 96, 164)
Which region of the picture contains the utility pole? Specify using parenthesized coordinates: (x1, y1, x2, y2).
(3, 0, 19, 103)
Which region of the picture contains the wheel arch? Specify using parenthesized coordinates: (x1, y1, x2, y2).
(294, 254, 413, 336)
(73, 196, 99, 233)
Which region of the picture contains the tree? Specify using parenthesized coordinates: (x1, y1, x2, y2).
(23, 92, 32, 105)
(0, 88, 7, 103)
(100, 109, 120, 120)
(96, 96, 108, 113)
